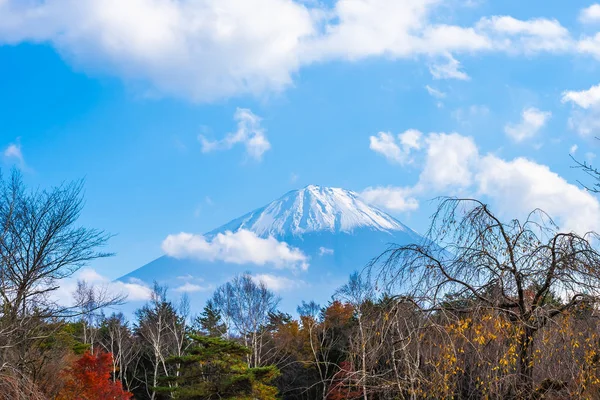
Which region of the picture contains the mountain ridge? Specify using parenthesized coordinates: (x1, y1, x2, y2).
(207, 184, 418, 239)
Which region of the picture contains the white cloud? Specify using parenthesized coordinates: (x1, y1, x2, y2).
(425, 85, 446, 99)
(421, 25, 491, 54)
(55, 268, 153, 306)
(369, 129, 422, 165)
(174, 282, 210, 293)
(580, 4, 600, 24)
(578, 33, 600, 59)
(361, 186, 419, 212)
(570, 144, 578, 154)
(251, 273, 304, 292)
(562, 83, 600, 136)
(419, 132, 479, 190)
(114, 278, 154, 301)
(371, 129, 600, 233)
(3, 142, 25, 167)
(162, 229, 309, 270)
(0, 0, 315, 101)
(476, 156, 600, 233)
(0, 1, 581, 101)
(200, 108, 271, 161)
(319, 247, 334, 256)
(562, 84, 600, 109)
(476, 16, 572, 54)
(305, 0, 437, 61)
(429, 54, 469, 80)
(504, 107, 551, 142)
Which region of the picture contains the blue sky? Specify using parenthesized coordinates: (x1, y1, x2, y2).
(2, 0, 600, 290)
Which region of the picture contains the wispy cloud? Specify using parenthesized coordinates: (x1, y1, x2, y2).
(3, 142, 26, 169)
(200, 108, 271, 161)
(504, 107, 551, 142)
(369, 129, 422, 165)
(429, 55, 469, 80)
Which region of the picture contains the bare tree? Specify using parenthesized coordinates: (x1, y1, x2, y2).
(335, 272, 373, 400)
(135, 283, 184, 400)
(98, 312, 141, 393)
(371, 198, 600, 396)
(0, 169, 120, 393)
(572, 143, 600, 193)
(211, 273, 280, 368)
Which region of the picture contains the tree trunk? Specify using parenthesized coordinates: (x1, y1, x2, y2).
(358, 316, 368, 400)
(517, 325, 535, 397)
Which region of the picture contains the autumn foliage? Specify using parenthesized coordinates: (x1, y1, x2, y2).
(326, 361, 362, 400)
(57, 351, 132, 400)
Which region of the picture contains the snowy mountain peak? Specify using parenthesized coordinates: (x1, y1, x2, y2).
(209, 185, 412, 238)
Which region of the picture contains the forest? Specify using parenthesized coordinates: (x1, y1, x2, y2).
(3, 166, 600, 400)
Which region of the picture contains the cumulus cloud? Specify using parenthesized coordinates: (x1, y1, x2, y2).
(361, 186, 419, 212)
(476, 156, 600, 233)
(419, 132, 479, 190)
(562, 83, 600, 136)
(562, 84, 600, 109)
(504, 107, 551, 142)
(251, 273, 304, 292)
(369, 129, 422, 165)
(55, 268, 153, 306)
(162, 229, 309, 270)
(580, 4, 600, 24)
(0, 0, 315, 101)
(476, 16, 572, 54)
(0, 0, 583, 101)
(369, 130, 600, 233)
(200, 108, 270, 161)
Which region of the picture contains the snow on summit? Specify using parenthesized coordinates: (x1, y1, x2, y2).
(211, 185, 410, 238)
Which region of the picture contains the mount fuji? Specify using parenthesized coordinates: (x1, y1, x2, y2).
(119, 185, 426, 312)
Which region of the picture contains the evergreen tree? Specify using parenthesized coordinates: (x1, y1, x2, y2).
(157, 335, 279, 399)
(195, 300, 227, 337)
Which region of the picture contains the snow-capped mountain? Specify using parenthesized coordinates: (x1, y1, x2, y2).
(119, 185, 425, 312)
(211, 185, 412, 237)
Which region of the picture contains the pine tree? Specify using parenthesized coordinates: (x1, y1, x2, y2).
(196, 300, 227, 337)
(157, 335, 279, 399)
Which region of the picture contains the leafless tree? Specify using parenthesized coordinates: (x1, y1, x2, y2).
(371, 198, 600, 396)
(98, 312, 141, 392)
(135, 283, 184, 400)
(335, 272, 373, 400)
(211, 273, 280, 368)
(0, 169, 121, 392)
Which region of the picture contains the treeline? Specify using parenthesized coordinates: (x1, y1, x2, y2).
(4, 169, 600, 399)
(20, 268, 600, 400)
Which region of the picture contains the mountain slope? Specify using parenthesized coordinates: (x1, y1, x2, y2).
(210, 185, 415, 238)
(119, 185, 425, 312)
